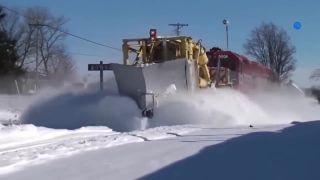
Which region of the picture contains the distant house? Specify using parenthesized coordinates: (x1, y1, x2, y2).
(18, 72, 50, 94)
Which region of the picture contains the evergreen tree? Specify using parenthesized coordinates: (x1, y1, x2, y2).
(0, 7, 23, 76)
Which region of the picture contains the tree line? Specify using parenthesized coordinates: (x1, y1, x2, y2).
(0, 5, 74, 93)
(1, 5, 319, 94)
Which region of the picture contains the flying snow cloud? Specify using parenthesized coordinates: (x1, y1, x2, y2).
(21, 76, 320, 132)
(150, 85, 320, 128)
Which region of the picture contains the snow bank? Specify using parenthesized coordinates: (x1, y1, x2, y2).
(0, 124, 197, 175)
(0, 124, 117, 174)
(0, 125, 68, 149)
(0, 125, 113, 150)
(0, 110, 19, 124)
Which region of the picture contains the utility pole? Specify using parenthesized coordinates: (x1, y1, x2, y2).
(99, 61, 104, 91)
(35, 22, 40, 91)
(168, 23, 188, 36)
(222, 19, 229, 50)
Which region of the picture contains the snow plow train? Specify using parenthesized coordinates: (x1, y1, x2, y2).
(105, 29, 272, 118)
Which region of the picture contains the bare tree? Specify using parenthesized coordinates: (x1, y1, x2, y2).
(0, 6, 74, 78)
(48, 45, 75, 76)
(244, 23, 296, 82)
(23, 7, 72, 78)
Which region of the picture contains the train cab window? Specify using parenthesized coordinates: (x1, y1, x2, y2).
(152, 41, 178, 63)
(208, 56, 239, 85)
(209, 57, 236, 71)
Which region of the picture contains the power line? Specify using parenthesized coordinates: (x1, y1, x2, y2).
(0, 4, 20, 15)
(31, 23, 121, 51)
(68, 51, 111, 58)
(0, 4, 121, 51)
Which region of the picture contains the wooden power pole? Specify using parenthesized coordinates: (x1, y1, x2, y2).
(168, 23, 188, 36)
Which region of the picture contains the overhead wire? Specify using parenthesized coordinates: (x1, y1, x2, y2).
(68, 52, 111, 58)
(0, 4, 121, 51)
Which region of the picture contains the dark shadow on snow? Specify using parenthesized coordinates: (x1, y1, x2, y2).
(141, 120, 320, 180)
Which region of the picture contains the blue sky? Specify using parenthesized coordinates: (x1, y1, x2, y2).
(1, 0, 320, 87)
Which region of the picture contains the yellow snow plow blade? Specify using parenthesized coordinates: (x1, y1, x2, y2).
(111, 32, 212, 117)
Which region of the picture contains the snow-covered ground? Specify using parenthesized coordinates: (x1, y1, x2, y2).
(0, 124, 198, 176)
(2, 121, 320, 180)
(0, 123, 292, 180)
(0, 85, 320, 180)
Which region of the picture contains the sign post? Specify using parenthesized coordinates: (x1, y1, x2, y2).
(88, 61, 112, 91)
(100, 61, 103, 91)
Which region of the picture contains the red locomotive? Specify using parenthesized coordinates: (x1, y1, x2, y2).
(206, 47, 273, 91)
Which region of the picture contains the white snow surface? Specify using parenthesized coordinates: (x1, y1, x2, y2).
(0, 124, 292, 180)
(0, 124, 198, 176)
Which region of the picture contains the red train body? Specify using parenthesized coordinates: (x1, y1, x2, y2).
(206, 48, 273, 91)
